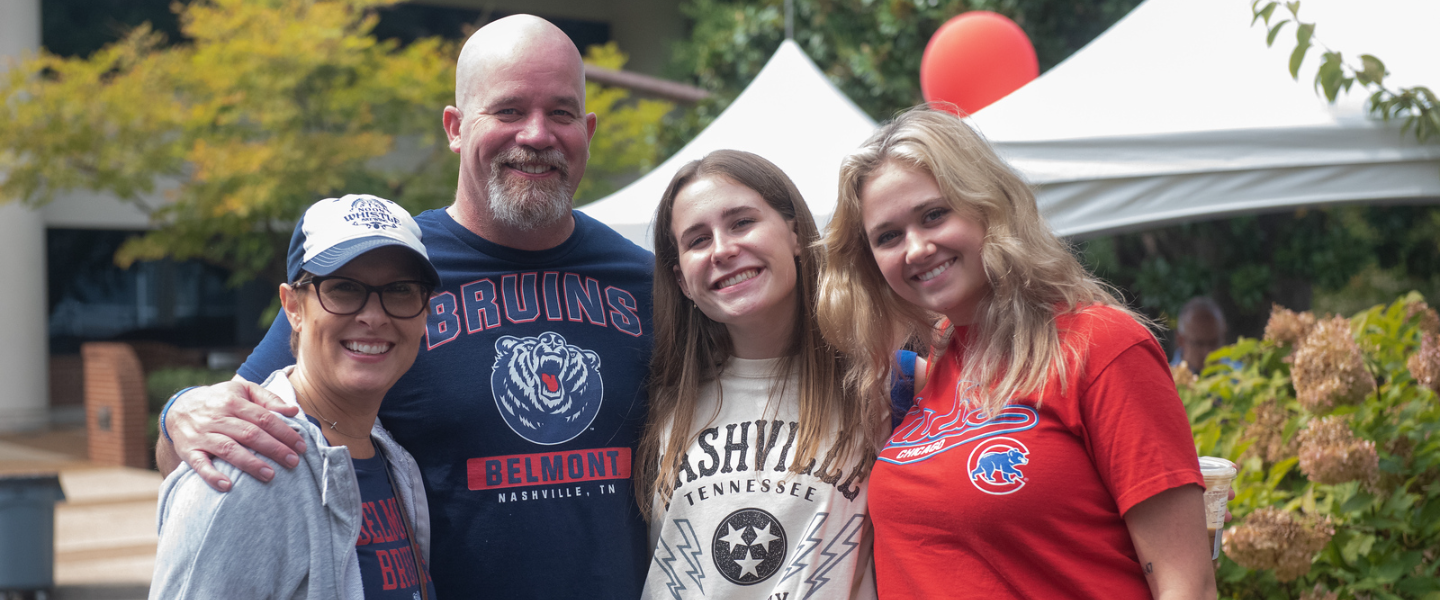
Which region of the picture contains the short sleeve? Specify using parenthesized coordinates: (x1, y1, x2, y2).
(1079, 338, 1204, 515)
(237, 315, 297, 382)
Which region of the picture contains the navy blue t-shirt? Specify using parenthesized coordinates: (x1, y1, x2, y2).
(352, 453, 437, 600)
(242, 210, 654, 599)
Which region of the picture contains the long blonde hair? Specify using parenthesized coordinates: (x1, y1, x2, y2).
(637, 150, 884, 519)
(818, 106, 1141, 416)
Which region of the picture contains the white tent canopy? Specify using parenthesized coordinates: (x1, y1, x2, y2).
(971, 0, 1440, 238)
(579, 40, 876, 249)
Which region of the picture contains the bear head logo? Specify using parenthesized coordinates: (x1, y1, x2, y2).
(490, 332, 604, 445)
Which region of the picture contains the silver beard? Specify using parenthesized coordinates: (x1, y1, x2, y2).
(487, 146, 573, 231)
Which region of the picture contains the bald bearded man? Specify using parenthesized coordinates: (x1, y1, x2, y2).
(156, 16, 653, 598)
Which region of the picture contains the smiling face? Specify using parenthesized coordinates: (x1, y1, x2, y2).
(444, 24, 597, 231)
(670, 175, 802, 345)
(860, 162, 990, 326)
(282, 246, 429, 401)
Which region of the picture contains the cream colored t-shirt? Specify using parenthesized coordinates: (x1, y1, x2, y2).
(642, 357, 877, 600)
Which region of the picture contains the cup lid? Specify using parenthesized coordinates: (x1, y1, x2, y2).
(1198, 456, 1237, 478)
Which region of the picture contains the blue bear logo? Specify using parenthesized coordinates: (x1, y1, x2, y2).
(490, 332, 603, 445)
(969, 448, 1029, 484)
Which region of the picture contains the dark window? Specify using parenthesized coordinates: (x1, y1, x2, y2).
(46, 229, 269, 353)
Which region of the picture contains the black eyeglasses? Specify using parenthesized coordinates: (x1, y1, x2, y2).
(298, 276, 433, 319)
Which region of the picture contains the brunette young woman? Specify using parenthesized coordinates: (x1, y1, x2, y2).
(818, 107, 1217, 599)
(637, 150, 906, 600)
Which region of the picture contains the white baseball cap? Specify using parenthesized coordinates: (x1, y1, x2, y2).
(286, 194, 440, 286)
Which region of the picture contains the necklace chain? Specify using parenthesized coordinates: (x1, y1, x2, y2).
(301, 400, 370, 439)
(315, 413, 369, 438)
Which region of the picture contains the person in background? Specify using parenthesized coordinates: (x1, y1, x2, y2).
(818, 106, 1216, 599)
(152, 15, 655, 598)
(150, 195, 438, 599)
(638, 150, 911, 600)
(1172, 296, 1229, 372)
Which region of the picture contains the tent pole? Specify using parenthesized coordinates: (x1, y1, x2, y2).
(785, 0, 794, 40)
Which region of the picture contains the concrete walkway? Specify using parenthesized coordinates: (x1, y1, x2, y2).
(0, 429, 156, 600)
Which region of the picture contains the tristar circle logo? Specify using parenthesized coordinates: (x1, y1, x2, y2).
(712, 508, 787, 585)
(344, 196, 401, 230)
(490, 332, 604, 445)
(966, 437, 1031, 495)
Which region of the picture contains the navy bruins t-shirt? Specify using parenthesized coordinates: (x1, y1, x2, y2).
(302, 416, 436, 599)
(242, 210, 653, 599)
(353, 453, 436, 599)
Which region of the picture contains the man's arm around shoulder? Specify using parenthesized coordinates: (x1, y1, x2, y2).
(155, 375, 306, 491)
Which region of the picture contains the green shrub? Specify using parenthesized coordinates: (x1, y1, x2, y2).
(145, 367, 235, 469)
(1183, 293, 1440, 599)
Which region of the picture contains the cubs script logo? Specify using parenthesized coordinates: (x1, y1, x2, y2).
(966, 437, 1031, 495)
(712, 508, 787, 586)
(491, 332, 603, 445)
(344, 196, 400, 230)
(878, 379, 1039, 466)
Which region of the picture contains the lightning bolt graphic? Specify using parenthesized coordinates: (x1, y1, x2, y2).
(803, 514, 867, 600)
(653, 538, 686, 599)
(653, 519, 706, 599)
(780, 512, 828, 583)
(675, 519, 707, 595)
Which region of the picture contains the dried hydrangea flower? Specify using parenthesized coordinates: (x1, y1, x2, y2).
(1244, 399, 1296, 464)
(1406, 300, 1440, 336)
(1297, 416, 1378, 485)
(1300, 584, 1338, 600)
(1172, 362, 1197, 388)
(1264, 304, 1317, 346)
(1385, 434, 1415, 462)
(1224, 507, 1334, 581)
(1408, 333, 1440, 393)
(1290, 316, 1376, 413)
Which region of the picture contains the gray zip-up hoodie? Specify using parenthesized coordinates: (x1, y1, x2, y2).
(149, 368, 432, 599)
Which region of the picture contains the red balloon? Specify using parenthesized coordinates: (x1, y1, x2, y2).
(920, 11, 1039, 115)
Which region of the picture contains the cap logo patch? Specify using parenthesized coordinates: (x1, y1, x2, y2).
(344, 196, 400, 230)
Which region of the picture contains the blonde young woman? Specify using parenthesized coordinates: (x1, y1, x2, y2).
(817, 107, 1217, 600)
(637, 150, 902, 600)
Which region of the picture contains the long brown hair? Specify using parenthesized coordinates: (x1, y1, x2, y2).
(636, 150, 883, 519)
(818, 106, 1143, 417)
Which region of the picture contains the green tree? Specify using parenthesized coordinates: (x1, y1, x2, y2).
(1080, 206, 1440, 341)
(667, 0, 1143, 124)
(0, 0, 457, 287)
(578, 43, 674, 203)
(1080, 209, 1373, 338)
(1, 0, 673, 292)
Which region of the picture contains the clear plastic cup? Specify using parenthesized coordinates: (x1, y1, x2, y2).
(1199, 456, 1238, 561)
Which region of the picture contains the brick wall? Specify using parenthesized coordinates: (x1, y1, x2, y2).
(82, 343, 150, 469)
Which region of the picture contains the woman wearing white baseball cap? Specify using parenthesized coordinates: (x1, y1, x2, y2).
(151, 194, 439, 599)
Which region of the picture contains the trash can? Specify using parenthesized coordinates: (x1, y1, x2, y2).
(0, 474, 66, 593)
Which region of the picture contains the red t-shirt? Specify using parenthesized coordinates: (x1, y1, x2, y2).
(869, 305, 1203, 599)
